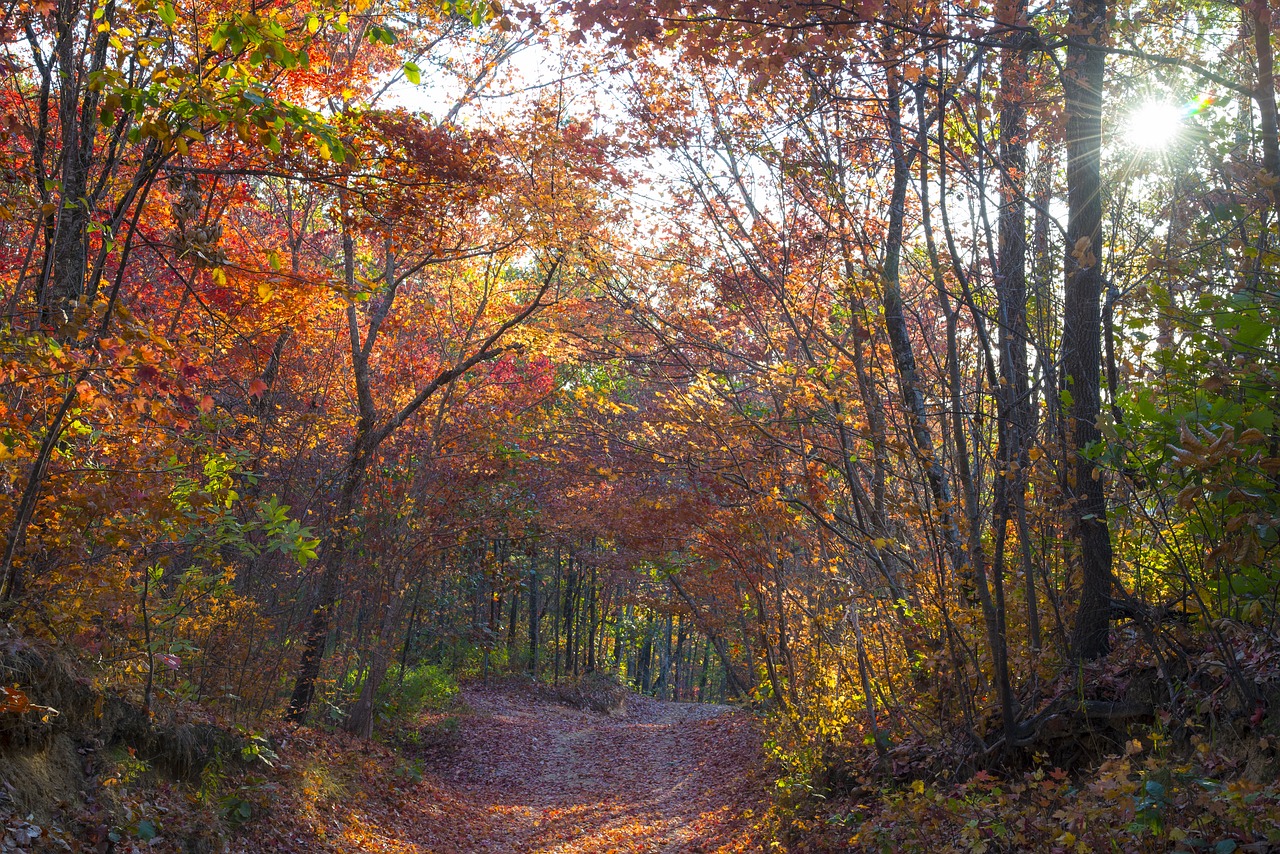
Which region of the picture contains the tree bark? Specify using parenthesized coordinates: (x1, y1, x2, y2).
(1250, 0, 1280, 211)
(1061, 0, 1115, 660)
(45, 0, 110, 323)
(528, 541, 540, 676)
(878, 61, 969, 591)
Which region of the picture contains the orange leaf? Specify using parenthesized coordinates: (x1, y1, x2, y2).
(0, 685, 30, 714)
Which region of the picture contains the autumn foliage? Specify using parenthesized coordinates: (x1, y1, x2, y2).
(1, 0, 1280, 849)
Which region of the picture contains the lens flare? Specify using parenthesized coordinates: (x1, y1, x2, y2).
(1126, 102, 1183, 150)
(1124, 95, 1215, 151)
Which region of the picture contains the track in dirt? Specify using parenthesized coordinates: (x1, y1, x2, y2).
(427, 683, 768, 853)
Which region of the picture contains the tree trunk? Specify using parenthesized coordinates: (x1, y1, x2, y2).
(667, 573, 751, 700)
(586, 563, 598, 673)
(1250, 0, 1280, 212)
(1061, 0, 1115, 660)
(286, 463, 363, 723)
(45, 0, 110, 324)
(528, 541, 540, 676)
(878, 58, 969, 590)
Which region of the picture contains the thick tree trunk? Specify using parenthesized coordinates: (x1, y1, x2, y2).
(45, 0, 98, 322)
(1250, 0, 1280, 211)
(987, 0, 1038, 747)
(287, 217, 368, 723)
(1062, 0, 1115, 660)
(286, 464, 363, 723)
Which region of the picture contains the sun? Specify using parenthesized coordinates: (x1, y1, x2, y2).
(1125, 101, 1184, 150)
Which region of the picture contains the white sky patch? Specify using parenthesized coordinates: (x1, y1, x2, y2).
(378, 37, 546, 123)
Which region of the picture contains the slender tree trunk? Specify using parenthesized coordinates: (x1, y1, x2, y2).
(344, 566, 408, 739)
(638, 615, 653, 692)
(586, 564, 598, 673)
(553, 546, 562, 685)
(528, 541, 539, 676)
(995, 0, 1035, 643)
(667, 573, 751, 700)
(879, 60, 969, 589)
(914, 81, 1019, 744)
(287, 215, 368, 723)
(673, 615, 687, 701)
(564, 554, 577, 675)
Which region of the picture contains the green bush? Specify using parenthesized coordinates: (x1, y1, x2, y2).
(377, 663, 458, 722)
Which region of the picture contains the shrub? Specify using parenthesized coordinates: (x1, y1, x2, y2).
(377, 663, 458, 723)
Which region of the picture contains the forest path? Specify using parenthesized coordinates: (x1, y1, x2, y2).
(426, 682, 768, 853)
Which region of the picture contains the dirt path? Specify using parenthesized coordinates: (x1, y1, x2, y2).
(426, 683, 769, 853)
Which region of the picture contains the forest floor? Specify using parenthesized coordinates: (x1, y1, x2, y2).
(432, 683, 768, 853)
(227, 680, 771, 854)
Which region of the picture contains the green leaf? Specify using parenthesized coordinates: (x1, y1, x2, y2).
(1236, 314, 1270, 349)
(1215, 841, 1238, 854)
(137, 819, 158, 841)
(367, 25, 396, 44)
(403, 61, 421, 85)
(158, 2, 176, 25)
(1246, 409, 1275, 431)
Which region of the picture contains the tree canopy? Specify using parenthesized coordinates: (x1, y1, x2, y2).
(2, 0, 1280, 847)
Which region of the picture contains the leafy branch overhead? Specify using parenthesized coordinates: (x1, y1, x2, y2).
(0, 0, 1278, 849)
